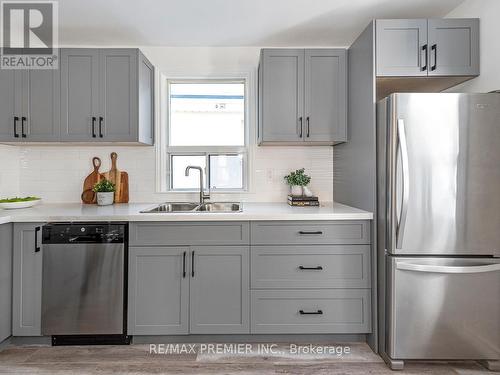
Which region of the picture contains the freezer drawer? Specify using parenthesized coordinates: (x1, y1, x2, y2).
(387, 256, 500, 360)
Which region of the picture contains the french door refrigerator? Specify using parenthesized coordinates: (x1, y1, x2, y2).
(377, 93, 500, 369)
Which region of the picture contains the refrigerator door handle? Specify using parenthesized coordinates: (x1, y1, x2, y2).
(396, 261, 500, 274)
(396, 119, 409, 249)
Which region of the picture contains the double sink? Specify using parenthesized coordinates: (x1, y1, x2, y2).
(141, 202, 242, 213)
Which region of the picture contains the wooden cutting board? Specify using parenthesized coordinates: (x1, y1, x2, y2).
(103, 152, 129, 203)
(81, 157, 104, 204)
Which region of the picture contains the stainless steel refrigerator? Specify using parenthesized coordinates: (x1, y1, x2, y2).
(377, 93, 500, 369)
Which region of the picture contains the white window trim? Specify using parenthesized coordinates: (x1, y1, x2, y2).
(155, 71, 255, 194)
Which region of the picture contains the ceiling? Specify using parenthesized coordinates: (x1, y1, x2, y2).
(58, 0, 465, 47)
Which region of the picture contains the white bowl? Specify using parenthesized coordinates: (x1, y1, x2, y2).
(0, 199, 41, 210)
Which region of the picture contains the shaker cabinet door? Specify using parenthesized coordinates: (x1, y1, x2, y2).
(12, 223, 43, 336)
(128, 247, 189, 335)
(189, 246, 250, 334)
(60, 49, 100, 141)
(304, 49, 347, 142)
(427, 18, 479, 76)
(99, 49, 138, 141)
(0, 69, 22, 141)
(376, 19, 428, 77)
(259, 49, 304, 143)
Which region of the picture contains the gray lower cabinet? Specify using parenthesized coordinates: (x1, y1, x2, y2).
(251, 289, 371, 334)
(12, 223, 43, 336)
(0, 224, 13, 342)
(375, 18, 479, 77)
(190, 246, 250, 334)
(128, 247, 189, 335)
(60, 48, 154, 144)
(258, 48, 347, 145)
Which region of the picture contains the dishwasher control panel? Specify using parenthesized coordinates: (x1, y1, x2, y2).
(42, 223, 126, 244)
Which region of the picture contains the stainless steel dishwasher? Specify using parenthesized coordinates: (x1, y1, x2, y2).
(41, 223, 129, 345)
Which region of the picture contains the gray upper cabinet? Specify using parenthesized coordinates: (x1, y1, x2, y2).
(0, 68, 59, 142)
(0, 69, 20, 141)
(259, 49, 304, 143)
(60, 48, 154, 144)
(304, 49, 347, 142)
(258, 48, 347, 145)
(189, 246, 250, 334)
(376, 18, 479, 77)
(128, 247, 189, 335)
(60, 49, 99, 141)
(12, 223, 43, 336)
(427, 18, 479, 76)
(376, 19, 428, 77)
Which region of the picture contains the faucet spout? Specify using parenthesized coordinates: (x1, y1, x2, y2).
(184, 166, 210, 205)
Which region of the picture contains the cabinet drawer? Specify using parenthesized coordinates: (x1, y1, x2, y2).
(251, 290, 371, 334)
(130, 222, 250, 246)
(251, 245, 370, 289)
(251, 221, 370, 245)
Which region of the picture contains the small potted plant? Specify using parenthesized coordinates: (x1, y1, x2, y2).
(93, 179, 116, 206)
(284, 168, 311, 196)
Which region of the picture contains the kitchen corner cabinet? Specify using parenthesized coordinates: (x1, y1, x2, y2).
(376, 18, 479, 77)
(258, 48, 347, 145)
(12, 223, 43, 336)
(61, 48, 154, 144)
(0, 68, 60, 142)
(0, 224, 13, 343)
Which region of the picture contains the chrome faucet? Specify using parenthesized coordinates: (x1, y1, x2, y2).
(185, 166, 210, 205)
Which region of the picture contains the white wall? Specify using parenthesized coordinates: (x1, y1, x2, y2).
(17, 47, 334, 203)
(0, 145, 20, 197)
(446, 0, 500, 92)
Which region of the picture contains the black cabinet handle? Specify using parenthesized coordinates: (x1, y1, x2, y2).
(298, 230, 323, 235)
(13, 116, 19, 138)
(35, 227, 41, 252)
(191, 251, 195, 278)
(91, 117, 97, 138)
(299, 265, 323, 271)
(21, 117, 27, 138)
(182, 251, 186, 278)
(299, 117, 303, 138)
(431, 44, 437, 71)
(299, 309, 323, 315)
(306, 116, 310, 138)
(99, 116, 104, 138)
(421, 44, 428, 71)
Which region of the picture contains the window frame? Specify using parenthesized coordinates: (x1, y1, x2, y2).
(164, 77, 250, 193)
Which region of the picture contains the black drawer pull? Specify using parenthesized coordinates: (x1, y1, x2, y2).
(431, 44, 437, 71)
(298, 265, 323, 271)
(191, 251, 195, 278)
(421, 44, 428, 71)
(13, 116, 19, 138)
(21, 117, 27, 138)
(299, 309, 323, 315)
(91, 116, 97, 138)
(35, 227, 41, 252)
(182, 251, 186, 278)
(98, 116, 104, 138)
(298, 231, 323, 235)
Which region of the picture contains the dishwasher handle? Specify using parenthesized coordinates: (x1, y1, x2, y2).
(396, 261, 500, 274)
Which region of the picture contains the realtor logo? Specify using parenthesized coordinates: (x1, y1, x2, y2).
(1, 1, 58, 69)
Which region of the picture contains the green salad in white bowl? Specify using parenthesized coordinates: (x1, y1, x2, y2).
(0, 196, 41, 209)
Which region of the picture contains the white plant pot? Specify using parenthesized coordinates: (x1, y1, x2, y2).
(290, 185, 303, 197)
(96, 192, 114, 206)
(303, 186, 313, 197)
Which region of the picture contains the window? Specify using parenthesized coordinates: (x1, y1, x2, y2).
(166, 80, 247, 191)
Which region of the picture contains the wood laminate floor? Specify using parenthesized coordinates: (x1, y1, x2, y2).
(0, 343, 495, 374)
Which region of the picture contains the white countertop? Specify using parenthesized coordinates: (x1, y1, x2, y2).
(0, 202, 372, 224)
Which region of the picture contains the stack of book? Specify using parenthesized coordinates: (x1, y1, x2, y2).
(287, 195, 320, 207)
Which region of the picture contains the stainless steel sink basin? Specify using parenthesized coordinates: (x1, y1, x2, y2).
(140, 202, 199, 213)
(141, 202, 242, 213)
(196, 202, 242, 212)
